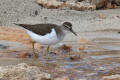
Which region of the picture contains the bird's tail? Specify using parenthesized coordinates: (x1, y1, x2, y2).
(14, 23, 28, 28)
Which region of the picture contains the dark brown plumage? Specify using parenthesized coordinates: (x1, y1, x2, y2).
(15, 24, 63, 36)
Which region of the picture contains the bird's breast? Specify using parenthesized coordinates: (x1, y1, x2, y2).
(26, 29, 63, 45)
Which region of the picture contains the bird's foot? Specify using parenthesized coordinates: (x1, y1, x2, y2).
(33, 52, 39, 60)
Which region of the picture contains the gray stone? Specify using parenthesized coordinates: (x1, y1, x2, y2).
(0, 63, 51, 80)
(115, 0, 120, 6)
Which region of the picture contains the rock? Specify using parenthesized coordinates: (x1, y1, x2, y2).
(78, 38, 92, 45)
(103, 74, 120, 80)
(90, 0, 116, 9)
(60, 44, 72, 51)
(65, 1, 96, 11)
(89, 0, 106, 9)
(0, 44, 9, 49)
(36, 0, 64, 9)
(68, 55, 80, 61)
(0, 26, 44, 49)
(115, 0, 120, 6)
(55, 76, 70, 80)
(37, 0, 96, 11)
(16, 51, 31, 58)
(99, 14, 105, 19)
(0, 63, 51, 80)
(106, 1, 114, 9)
(79, 45, 86, 50)
(78, 38, 92, 51)
(34, 43, 44, 49)
(0, 27, 32, 46)
(16, 52, 28, 58)
(37, 0, 120, 10)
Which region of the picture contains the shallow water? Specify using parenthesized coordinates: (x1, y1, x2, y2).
(0, 40, 120, 80)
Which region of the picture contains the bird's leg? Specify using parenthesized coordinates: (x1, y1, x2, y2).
(44, 45, 50, 58)
(32, 41, 39, 59)
(47, 45, 50, 54)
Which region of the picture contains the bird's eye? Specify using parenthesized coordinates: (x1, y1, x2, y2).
(64, 24, 71, 29)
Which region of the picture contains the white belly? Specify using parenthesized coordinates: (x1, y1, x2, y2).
(26, 28, 64, 45)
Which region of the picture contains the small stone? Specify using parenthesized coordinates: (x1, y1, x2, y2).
(48, 52, 57, 55)
(37, 0, 64, 9)
(103, 74, 120, 80)
(16, 51, 31, 58)
(0, 63, 51, 80)
(116, 16, 120, 18)
(79, 45, 85, 51)
(4, 11, 7, 14)
(44, 16, 48, 20)
(67, 55, 80, 61)
(61, 44, 72, 51)
(35, 43, 44, 49)
(35, 10, 38, 15)
(78, 38, 91, 45)
(99, 14, 105, 19)
(0, 44, 9, 49)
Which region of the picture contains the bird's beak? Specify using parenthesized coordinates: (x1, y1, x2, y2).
(70, 29, 77, 36)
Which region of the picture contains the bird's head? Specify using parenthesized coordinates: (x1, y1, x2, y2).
(62, 22, 77, 36)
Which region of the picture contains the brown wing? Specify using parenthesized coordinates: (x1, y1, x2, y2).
(15, 24, 61, 36)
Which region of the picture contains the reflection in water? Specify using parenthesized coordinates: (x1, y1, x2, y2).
(0, 41, 120, 80)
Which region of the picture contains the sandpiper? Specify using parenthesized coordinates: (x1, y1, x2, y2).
(15, 22, 77, 58)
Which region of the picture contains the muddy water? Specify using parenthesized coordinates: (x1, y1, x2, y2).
(0, 40, 120, 80)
